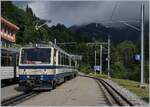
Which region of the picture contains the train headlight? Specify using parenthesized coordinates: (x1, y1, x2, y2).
(41, 75, 43, 80)
(27, 75, 29, 78)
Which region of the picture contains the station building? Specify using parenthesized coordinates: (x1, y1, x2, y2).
(1, 16, 19, 80)
(1, 17, 19, 48)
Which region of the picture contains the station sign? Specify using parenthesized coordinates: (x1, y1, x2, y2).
(135, 54, 140, 61)
(94, 66, 102, 72)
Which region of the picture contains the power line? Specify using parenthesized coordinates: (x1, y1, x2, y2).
(110, 2, 118, 21)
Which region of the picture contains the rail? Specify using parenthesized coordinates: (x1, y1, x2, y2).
(80, 75, 135, 106)
(1, 91, 40, 106)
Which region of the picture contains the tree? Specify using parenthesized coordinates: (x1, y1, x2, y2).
(111, 40, 140, 81)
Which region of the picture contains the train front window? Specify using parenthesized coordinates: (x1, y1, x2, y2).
(21, 48, 51, 64)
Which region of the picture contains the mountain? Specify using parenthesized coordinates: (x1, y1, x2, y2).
(70, 23, 108, 42)
(70, 23, 149, 45)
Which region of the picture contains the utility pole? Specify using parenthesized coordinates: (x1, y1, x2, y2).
(140, 3, 145, 87)
(100, 45, 103, 74)
(95, 50, 97, 74)
(107, 36, 110, 78)
(87, 42, 107, 74)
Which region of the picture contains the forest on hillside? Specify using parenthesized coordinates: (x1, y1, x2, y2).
(1, 1, 149, 83)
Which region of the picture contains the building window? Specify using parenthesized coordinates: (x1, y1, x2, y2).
(8, 29, 11, 36)
(1, 23, 4, 32)
(1, 53, 14, 66)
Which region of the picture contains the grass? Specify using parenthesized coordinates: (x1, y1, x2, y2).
(112, 78, 149, 103)
(88, 73, 149, 103)
(88, 73, 108, 79)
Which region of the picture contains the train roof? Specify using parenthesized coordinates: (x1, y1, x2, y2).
(21, 42, 71, 57)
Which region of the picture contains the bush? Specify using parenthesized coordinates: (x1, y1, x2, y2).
(111, 62, 128, 79)
(79, 65, 92, 74)
(89, 73, 108, 79)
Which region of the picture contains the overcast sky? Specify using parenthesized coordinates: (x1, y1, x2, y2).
(13, 1, 149, 27)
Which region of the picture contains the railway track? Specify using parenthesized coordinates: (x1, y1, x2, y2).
(81, 75, 135, 106)
(1, 91, 40, 106)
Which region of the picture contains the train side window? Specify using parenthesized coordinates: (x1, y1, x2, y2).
(65, 55, 67, 65)
(66, 56, 67, 65)
(63, 54, 65, 65)
(62, 53, 64, 65)
(53, 49, 57, 65)
(66, 55, 69, 65)
(66, 56, 69, 65)
(58, 52, 62, 65)
(71, 59, 75, 67)
(59, 53, 62, 65)
(58, 52, 60, 64)
(69, 57, 71, 66)
(64, 54, 66, 65)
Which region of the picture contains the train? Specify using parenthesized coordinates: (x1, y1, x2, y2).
(18, 42, 80, 90)
(1, 48, 19, 85)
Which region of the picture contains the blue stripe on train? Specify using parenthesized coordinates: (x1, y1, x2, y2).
(19, 65, 73, 69)
(19, 72, 76, 81)
(19, 75, 27, 80)
(19, 74, 55, 80)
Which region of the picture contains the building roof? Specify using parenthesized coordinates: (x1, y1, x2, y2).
(1, 17, 19, 30)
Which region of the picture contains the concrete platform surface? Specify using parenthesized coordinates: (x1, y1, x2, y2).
(17, 76, 108, 106)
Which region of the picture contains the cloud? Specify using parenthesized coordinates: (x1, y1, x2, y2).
(13, 1, 149, 27)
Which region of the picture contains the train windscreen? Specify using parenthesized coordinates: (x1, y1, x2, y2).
(20, 48, 51, 64)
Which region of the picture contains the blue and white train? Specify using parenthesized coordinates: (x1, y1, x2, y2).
(18, 42, 80, 90)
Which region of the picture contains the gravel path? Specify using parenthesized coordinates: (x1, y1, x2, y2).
(16, 76, 109, 106)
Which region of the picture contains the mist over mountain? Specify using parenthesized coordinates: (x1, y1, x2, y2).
(70, 22, 149, 45)
(13, 1, 149, 27)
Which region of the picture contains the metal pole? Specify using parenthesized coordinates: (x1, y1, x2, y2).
(140, 3, 144, 86)
(100, 45, 103, 74)
(54, 38, 57, 44)
(95, 50, 97, 74)
(108, 36, 110, 78)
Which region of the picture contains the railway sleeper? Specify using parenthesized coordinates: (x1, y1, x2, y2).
(100, 80, 129, 106)
(100, 78, 134, 106)
(95, 79, 118, 106)
(82, 75, 134, 106)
